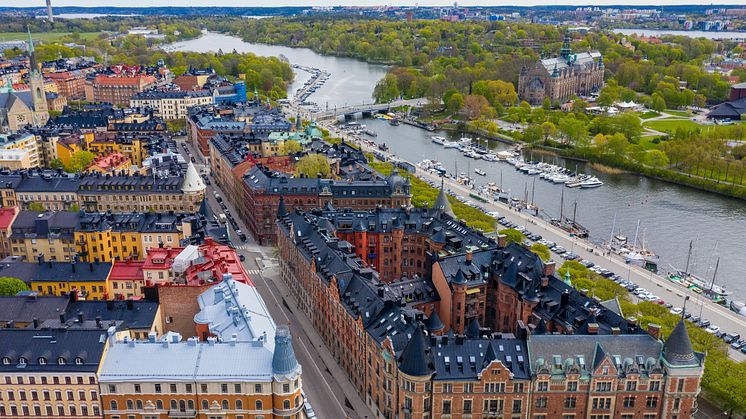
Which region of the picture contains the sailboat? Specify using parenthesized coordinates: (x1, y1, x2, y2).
(551, 189, 589, 238)
(667, 242, 730, 303)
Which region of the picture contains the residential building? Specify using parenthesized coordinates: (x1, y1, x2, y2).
(85, 74, 156, 106)
(48, 70, 88, 100)
(0, 293, 68, 328)
(276, 205, 704, 419)
(107, 259, 144, 300)
(130, 90, 214, 120)
(9, 210, 79, 262)
(0, 328, 106, 418)
(0, 206, 19, 257)
(86, 132, 146, 167)
(99, 275, 304, 419)
(0, 132, 41, 169)
(518, 34, 604, 105)
(84, 152, 132, 174)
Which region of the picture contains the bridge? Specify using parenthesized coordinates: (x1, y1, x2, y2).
(312, 98, 428, 120)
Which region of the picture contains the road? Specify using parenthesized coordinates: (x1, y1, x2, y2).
(177, 137, 374, 419)
(316, 122, 746, 363)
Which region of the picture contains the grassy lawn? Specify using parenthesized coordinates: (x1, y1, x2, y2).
(636, 136, 664, 150)
(643, 118, 703, 134)
(0, 32, 104, 43)
(664, 109, 691, 117)
(640, 111, 661, 119)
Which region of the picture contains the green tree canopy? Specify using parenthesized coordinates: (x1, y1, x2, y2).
(0, 277, 29, 296)
(281, 140, 303, 155)
(498, 228, 524, 245)
(530, 243, 551, 262)
(295, 154, 331, 178)
(65, 151, 97, 173)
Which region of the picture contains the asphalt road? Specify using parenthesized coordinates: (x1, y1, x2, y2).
(177, 137, 374, 419)
(320, 124, 746, 363)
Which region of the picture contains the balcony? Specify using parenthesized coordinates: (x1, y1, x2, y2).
(168, 409, 197, 418)
(273, 403, 305, 417)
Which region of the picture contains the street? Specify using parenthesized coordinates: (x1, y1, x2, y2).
(177, 136, 375, 419)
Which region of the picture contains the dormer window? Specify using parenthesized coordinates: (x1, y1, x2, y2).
(57, 357, 66, 365)
(38, 357, 47, 365)
(1, 357, 10, 365)
(74, 357, 84, 365)
(18, 357, 27, 366)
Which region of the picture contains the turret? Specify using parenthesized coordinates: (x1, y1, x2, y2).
(271, 325, 301, 378)
(432, 177, 455, 218)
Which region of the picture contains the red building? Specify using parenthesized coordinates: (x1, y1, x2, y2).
(48, 70, 87, 99)
(85, 74, 156, 106)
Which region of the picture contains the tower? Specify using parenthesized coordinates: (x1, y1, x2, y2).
(27, 28, 48, 127)
(560, 33, 572, 61)
(661, 320, 704, 418)
(46, 0, 54, 22)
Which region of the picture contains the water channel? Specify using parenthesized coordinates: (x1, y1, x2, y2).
(167, 32, 746, 301)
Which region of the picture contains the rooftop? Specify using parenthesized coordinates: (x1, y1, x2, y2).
(0, 329, 107, 373)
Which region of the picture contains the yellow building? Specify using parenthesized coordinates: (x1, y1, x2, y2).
(0, 329, 106, 418)
(75, 212, 192, 263)
(9, 211, 78, 262)
(86, 133, 145, 167)
(29, 260, 111, 300)
(0, 132, 41, 169)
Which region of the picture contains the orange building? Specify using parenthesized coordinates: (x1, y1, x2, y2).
(85, 74, 156, 106)
(85, 152, 132, 174)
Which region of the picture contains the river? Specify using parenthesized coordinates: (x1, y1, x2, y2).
(615, 28, 746, 40)
(167, 32, 746, 302)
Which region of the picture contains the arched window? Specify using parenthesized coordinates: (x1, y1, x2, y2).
(136, 400, 143, 410)
(170, 400, 177, 410)
(69, 406, 77, 416)
(156, 400, 163, 410)
(221, 400, 229, 410)
(283, 400, 290, 410)
(179, 400, 186, 411)
(109, 400, 117, 410)
(235, 399, 242, 410)
(201, 400, 208, 410)
(187, 400, 194, 410)
(126, 400, 133, 410)
(255, 400, 262, 410)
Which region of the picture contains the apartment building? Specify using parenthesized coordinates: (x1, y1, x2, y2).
(85, 75, 156, 106)
(130, 90, 214, 120)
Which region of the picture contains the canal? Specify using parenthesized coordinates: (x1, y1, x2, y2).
(167, 32, 746, 302)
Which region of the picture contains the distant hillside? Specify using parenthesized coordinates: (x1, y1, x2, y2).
(0, 6, 308, 17)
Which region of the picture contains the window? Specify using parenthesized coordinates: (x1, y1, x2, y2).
(221, 384, 228, 394)
(537, 381, 549, 392)
(463, 399, 472, 413)
(623, 396, 636, 408)
(442, 383, 452, 393)
(650, 381, 660, 391)
(565, 397, 577, 409)
(464, 383, 473, 393)
(154, 384, 161, 394)
(255, 400, 263, 410)
(221, 400, 229, 409)
(626, 381, 637, 391)
(673, 398, 681, 411)
(201, 384, 208, 393)
(108, 385, 117, 393)
(567, 381, 578, 392)
(595, 382, 612, 392)
(282, 383, 290, 393)
(646, 397, 658, 408)
(512, 399, 522, 413)
(592, 398, 611, 410)
(677, 380, 684, 392)
(234, 384, 241, 393)
(236, 399, 243, 410)
(442, 400, 451, 414)
(283, 400, 290, 410)
(126, 400, 134, 410)
(514, 383, 524, 393)
(110, 400, 118, 410)
(536, 397, 547, 408)
(134, 384, 141, 394)
(170, 384, 177, 393)
(254, 384, 262, 393)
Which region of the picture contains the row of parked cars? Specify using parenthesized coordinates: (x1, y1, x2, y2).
(213, 191, 247, 242)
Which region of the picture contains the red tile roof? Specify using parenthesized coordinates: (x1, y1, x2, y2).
(110, 260, 145, 281)
(184, 238, 252, 286)
(0, 207, 19, 230)
(143, 247, 183, 271)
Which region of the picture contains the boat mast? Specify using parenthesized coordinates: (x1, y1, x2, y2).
(609, 212, 617, 244)
(631, 220, 641, 250)
(500, 168, 503, 191)
(559, 186, 564, 220)
(531, 177, 536, 206)
(683, 240, 693, 279)
(572, 200, 578, 226)
(709, 257, 720, 293)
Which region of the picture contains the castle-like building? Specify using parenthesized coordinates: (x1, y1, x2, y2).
(0, 32, 49, 133)
(518, 35, 605, 105)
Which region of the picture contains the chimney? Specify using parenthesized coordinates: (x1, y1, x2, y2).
(71, 261, 76, 273)
(497, 234, 507, 248)
(647, 323, 662, 340)
(77, 311, 83, 323)
(611, 327, 621, 335)
(543, 260, 555, 277)
(95, 316, 102, 329)
(32, 318, 39, 328)
(587, 323, 599, 334)
(89, 262, 94, 272)
(465, 250, 473, 263)
(560, 289, 570, 307)
(59, 313, 65, 323)
(627, 317, 638, 327)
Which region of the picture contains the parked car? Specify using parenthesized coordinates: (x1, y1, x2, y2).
(698, 319, 711, 328)
(705, 325, 720, 334)
(670, 307, 683, 315)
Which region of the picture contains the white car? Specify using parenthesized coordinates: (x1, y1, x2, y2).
(670, 307, 683, 315)
(705, 325, 721, 334)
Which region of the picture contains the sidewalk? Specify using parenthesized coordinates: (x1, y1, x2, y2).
(267, 264, 375, 419)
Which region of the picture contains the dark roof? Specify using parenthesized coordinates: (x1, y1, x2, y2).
(425, 311, 444, 332)
(66, 300, 159, 330)
(663, 320, 701, 367)
(709, 97, 746, 119)
(0, 258, 112, 283)
(0, 329, 107, 372)
(398, 325, 433, 377)
(431, 334, 531, 381)
(0, 295, 69, 324)
(466, 318, 481, 338)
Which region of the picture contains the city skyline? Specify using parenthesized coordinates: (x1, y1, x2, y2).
(5, 0, 746, 7)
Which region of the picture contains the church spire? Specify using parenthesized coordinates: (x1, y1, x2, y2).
(27, 26, 38, 74)
(560, 32, 572, 61)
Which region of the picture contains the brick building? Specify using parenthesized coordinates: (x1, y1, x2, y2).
(85, 74, 156, 106)
(518, 35, 604, 105)
(48, 70, 87, 100)
(276, 205, 704, 419)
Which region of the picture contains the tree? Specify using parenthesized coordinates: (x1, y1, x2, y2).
(530, 243, 551, 262)
(651, 93, 667, 112)
(27, 202, 45, 212)
(49, 158, 64, 170)
(295, 154, 331, 178)
(645, 150, 670, 168)
(0, 277, 29, 296)
(541, 121, 557, 142)
(280, 140, 302, 155)
(462, 94, 490, 120)
(68, 203, 81, 212)
(65, 151, 97, 173)
(498, 228, 525, 245)
(446, 93, 465, 114)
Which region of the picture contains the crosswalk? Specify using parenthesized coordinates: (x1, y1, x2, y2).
(246, 269, 262, 275)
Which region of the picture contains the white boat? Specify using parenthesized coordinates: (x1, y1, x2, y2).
(443, 141, 459, 148)
(431, 136, 446, 145)
(497, 150, 515, 160)
(474, 168, 487, 176)
(578, 177, 604, 188)
(482, 153, 499, 162)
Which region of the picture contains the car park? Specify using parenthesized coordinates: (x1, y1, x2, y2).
(730, 339, 746, 350)
(689, 316, 700, 324)
(705, 325, 720, 334)
(670, 307, 683, 315)
(698, 319, 711, 328)
(724, 333, 741, 344)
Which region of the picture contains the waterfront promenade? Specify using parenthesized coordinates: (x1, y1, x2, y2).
(315, 117, 746, 362)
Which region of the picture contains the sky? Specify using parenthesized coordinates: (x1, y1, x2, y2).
(6, 0, 746, 7)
